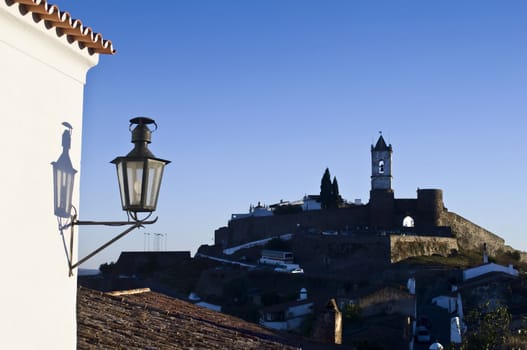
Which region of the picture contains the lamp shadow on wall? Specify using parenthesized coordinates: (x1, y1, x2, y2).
(51, 122, 77, 266)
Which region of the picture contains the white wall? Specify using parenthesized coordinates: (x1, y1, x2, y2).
(463, 263, 518, 281)
(0, 2, 98, 349)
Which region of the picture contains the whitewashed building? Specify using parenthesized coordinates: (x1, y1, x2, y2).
(0, 0, 113, 348)
(462, 262, 518, 281)
(259, 288, 314, 331)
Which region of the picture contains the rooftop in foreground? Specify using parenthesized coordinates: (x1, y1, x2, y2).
(77, 287, 299, 350)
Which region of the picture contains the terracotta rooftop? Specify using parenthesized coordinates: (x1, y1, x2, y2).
(77, 287, 299, 350)
(7, 0, 115, 55)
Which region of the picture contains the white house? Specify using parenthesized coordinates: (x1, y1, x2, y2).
(463, 263, 518, 281)
(259, 288, 314, 331)
(0, 1, 113, 348)
(231, 202, 273, 220)
(230, 195, 321, 221)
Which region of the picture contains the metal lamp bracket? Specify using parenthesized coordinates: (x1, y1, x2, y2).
(63, 210, 157, 276)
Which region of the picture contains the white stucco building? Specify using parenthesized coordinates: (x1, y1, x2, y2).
(462, 262, 518, 281)
(259, 288, 314, 331)
(0, 1, 113, 348)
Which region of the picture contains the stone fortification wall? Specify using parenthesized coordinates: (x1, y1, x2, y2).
(442, 212, 504, 254)
(390, 235, 458, 263)
(417, 189, 444, 228)
(292, 235, 391, 279)
(358, 287, 415, 317)
(214, 197, 511, 265)
(216, 206, 370, 247)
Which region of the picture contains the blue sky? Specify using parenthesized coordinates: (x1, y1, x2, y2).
(52, 1, 526, 268)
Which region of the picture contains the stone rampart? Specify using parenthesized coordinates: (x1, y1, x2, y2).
(390, 235, 458, 263)
(216, 206, 370, 247)
(442, 212, 504, 254)
(292, 235, 391, 279)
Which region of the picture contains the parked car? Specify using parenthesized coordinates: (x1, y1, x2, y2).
(274, 265, 304, 274)
(415, 326, 431, 343)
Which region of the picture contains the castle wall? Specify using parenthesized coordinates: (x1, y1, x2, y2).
(215, 190, 509, 264)
(390, 235, 459, 263)
(217, 206, 370, 247)
(292, 235, 392, 279)
(417, 189, 444, 228)
(393, 199, 418, 224)
(442, 212, 505, 254)
(369, 190, 395, 228)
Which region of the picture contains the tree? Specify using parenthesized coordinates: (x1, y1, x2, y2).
(461, 303, 511, 350)
(331, 176, 342, 208)
(99, 261, 115, 275)
(320, 168, 342, 209)
(320, 168, 333, 209)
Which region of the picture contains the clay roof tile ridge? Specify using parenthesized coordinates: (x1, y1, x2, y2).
(10, 0, 115, 55)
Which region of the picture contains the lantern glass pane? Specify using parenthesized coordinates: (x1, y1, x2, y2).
(115, 161, 126, 208)
(53, 165, 75, 218)
(63, 171, 74, 215)
(145, 159, 165, 208)
(126, 161, 145, 206)
(55, 168, 63, 212)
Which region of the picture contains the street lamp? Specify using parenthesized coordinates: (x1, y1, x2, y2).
(61, 117, 170, 275)
(112, 117, 170, 219)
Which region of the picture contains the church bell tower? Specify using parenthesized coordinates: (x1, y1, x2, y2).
(369, 134, 394, 229)
(371, 134, 393, 191)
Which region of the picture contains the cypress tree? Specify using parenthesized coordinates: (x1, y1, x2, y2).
(332, 177, 342, 208)
(320, 168, 333, 209)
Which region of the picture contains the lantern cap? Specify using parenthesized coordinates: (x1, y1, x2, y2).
(129, 117, 157, 129)
(126, 116, 158, 158)
(130, 117, 156, 145)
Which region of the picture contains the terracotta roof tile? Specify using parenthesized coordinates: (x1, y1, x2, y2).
(8, 0, 115, 55)
(77, 287, 298, 350)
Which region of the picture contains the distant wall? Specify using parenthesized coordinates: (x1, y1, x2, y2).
(292, 235, 392, 279)
(417, 189, 444, 228)
(217, 206, 370, 247)
(115, 251, 191, 274)
(359, 287, 415, 317)
(390, 235, 459, 263)
(215, 193, 510, 264)
(442, 212, 504, 254)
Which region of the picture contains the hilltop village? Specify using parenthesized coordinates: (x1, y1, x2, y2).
(82, 135, 527, 349)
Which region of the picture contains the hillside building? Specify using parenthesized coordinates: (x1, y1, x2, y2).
(259, 288, 314, 331)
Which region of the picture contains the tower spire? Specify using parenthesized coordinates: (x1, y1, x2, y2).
(371, 134, 393, 191)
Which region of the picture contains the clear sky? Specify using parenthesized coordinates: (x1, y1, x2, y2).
(51, 1, 526, 269)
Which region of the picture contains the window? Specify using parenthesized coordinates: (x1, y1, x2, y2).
(403, 216, 414, 227)
(378, 160, 385, 174)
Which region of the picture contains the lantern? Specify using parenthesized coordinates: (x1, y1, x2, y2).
(111, 117, 170, 219)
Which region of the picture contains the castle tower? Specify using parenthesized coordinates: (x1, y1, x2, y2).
(369, 134, 394, 228)
(371, 134, 393, 191)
